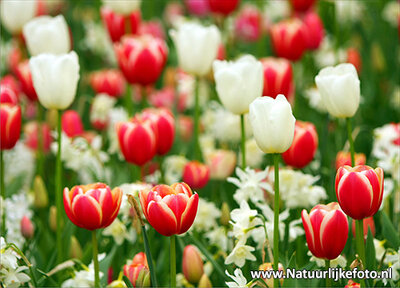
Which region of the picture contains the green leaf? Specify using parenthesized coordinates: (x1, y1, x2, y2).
(381, 212, 400, 249)
(123, 275, 134, 288)
(365, 228, 376, 271)
(99, 245, 117, 286)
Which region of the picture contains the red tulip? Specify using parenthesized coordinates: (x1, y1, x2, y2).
(208, 0, 240, 16)
(347, 48, 362, 74)
(117, 117, 157, 166)
(185, 0, 210, 17)
(15, 60, 38, 101)
(63, 183, 122, 230)
(205, 149, 236, 180)
(138, 20, 166, 40)
(132, 252, 148, 267)
(101, 6, 141, 43)
(1, 75, 21, 97)
(345, 280, 361, 288)
(335, 165, 384, 220)
(62, 110, 84, 138)
(289, 0, 316, 12)
(351, 216, 375, 239)
(90, 69, 126, 98)
(234, 5, 262, 42)
(24, 121, 52, 153)
(114, 35, 168, 86)
(0, 103, 21, 150)
(1, 85, 18, 105)
(302, 11, 324, 50)
(182, 245, 204, 284)
(335, 151, 366, 170)
(260, 57, 294, 102)
(183, 161, 210, 189)
(148, 87, 175, 109)
(301, 202, 349, 260)
(139, 183, 199, 236)
(21, 215, 34, 239)
(270, 18, 307, 61)
(141, 108, 175, 156)
(8, 43, 23, 76)
(123, 263, 150, 287)
(282, 121, 318, 169)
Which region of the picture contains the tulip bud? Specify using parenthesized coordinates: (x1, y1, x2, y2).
(205, 150, 236, 180)
(1, 75, 21, 99)
(302, 11, 324, 51)
(21, 216, 34, 239)
(249, 95, 296, 154)
(33, 175, 49, 208)
(62, 110, 84, 138)
(258, 263, 284, 287)
(315, 63, 360, 118)
(132, 252, 148, 267)
(124, 264, 150, 288)
(302, 202, 349, 260)
(15, 60, 38, 102)
(182, 245, 204, 284)
(208, 0, 240, 16)
(270, 18, 307, 61)
(90, 70, 126, 98)
(49, 205, 59, 232)
(183, 161, 210, 189)
(198, 274, 212, 288)
(282, 121, 318, 169)
(1, 86, 18, 105)
(234, 5, 262, 42)
(335, 165, 384, 219)
(351, 217, 375, 240)
(220, 202, 230, 226)
(347, 48, 362, 74)
(69, 235, 83, 259)
(335, 151, 366, 170)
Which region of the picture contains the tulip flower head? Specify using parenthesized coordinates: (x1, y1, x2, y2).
(62, 110, 84, 138)
(0, 85, 18, 105)
(0, 103, 21, 150)
(335, 165, 384, 220)
(0, 0, 37, 34)
(335, 151, 366, 170)
(139, 183, 199, 236)
(301, 202, 349, 260)
(208, 0, 240, 16)
(63, 183, 122, 230)
(182, 245, 204, 284)
(234, 5, 263, 42)
(183, 161, 210, 189)
(90, 70, 126, 98)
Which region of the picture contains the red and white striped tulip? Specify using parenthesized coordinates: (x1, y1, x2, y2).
(0, 103, 21, 150)
(16, 60, 38, 102)
(234, 5, 262, 43)
(302, 202, 349, 260)
(90, 70, 126, 98)
(335, 165, 384, 220)
(63, 183, 122, 230)
(139, 183, 199, 236)
(205, 149, 236, 180)
(183, 161, 210, 189)
(335, 151, 366, 170)
(62, 110, 84, 138)
(123, 263, 150, 288)
(0, 85, 18, 105)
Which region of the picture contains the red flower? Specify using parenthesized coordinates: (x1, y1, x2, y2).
(90, 69, 126, 98)
(0, 103, 21, 150)
(63, 183, 122, 230)
(15, 60, 38, 101)
(208, 0, 240, 16)
(347, 48, 362, 74)
(302, 202, 349, 260)
(182, 245, 204, 284)
(24, 121, 52, 153)
(183, 161, 210, 189)
(282, 121, 318, 169)
(234, 5, 262, 43)
(335, 151, 366, 170)
(114, 35, 168, 86)
(0, 85, 18, 105)
(302, 11, 324, 50)
(62, 110, 84, 138)
(289, 0, 316, 12)
(139, 183, 199, 236)
(336, 165, 384, 220)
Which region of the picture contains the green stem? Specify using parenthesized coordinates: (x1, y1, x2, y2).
(346, 118, 355, 166)
(240, 114, 246, 169)
(56, 110, 63, 263)
(141, 86, 147, 110)
(36, 102, 44, 178)
(1, 149, 5, 236)
(141, 225, 158, 287)
(92, 231, 100, 288)
(193, 76, 202, 161)
(355, 219, 366, 267)
(170, 235, 176, 288)
(125, 84, 133, 115)
(325, 260, 331, 287)
(158, 156, 165, 183)
(273, 154, 280, 288)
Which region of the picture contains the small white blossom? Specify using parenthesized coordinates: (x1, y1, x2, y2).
(240, 138, 264, 168)
(192, 198, 221, 232)
(107, 107, 129, 156)
(163, 155, 188, 185)
(225, 268, 248, 288)
(118, 183, 152, 222)
(225, 239, 256, 268)
(90, 93, 116, 126)
(102, 218, 135, 245)
(308, 252, 347, 268)
(205, 227, 229, 252)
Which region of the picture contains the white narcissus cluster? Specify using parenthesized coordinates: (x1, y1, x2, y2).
(191, 198, 221, 232)
(107, 107, 129, 156)
(162, 155, 189, 185)
(241, 138, 265, 168)
(90, 93, 117, 127)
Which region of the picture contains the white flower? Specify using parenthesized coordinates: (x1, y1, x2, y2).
(163, 155, 189, 185)
(228, 167, 272, 205)
(309, 252, 347, 268)
(0, 0, 36, 34)
(374, 238, 386, 262)
(385, 249, 400, 281)
(382, 1, 400, 27)
(205, 227, 228, 252)
(23, 15, 71, 56)
(313, 37, 346, 69)
(249, 95, 296, 153)
(118, 183, 152, 222)
(102, 0, 141, 15)
(241, 138, 264, 168)
(213, 55, 263, 115)
(335, 1, 364, 23)
(177, 73, 209, 110)
(62, 259, 104, 288)
(0, 266, 30, 288)
(225, 238, 256, 267)
(199, 134, 216, 158)
(30, 52, 80, 110)
(90, 94, 116, 127)
(263, 0, 290, 23)
(315, 63, 360, 118)
(170, 21, 221, 76)
(107, 107, 129, 156)
(225, 268, 248, 288)
(192, 198, 221, 232)
(230, 201, 260, 241)
(102, 218, 135, 245)
(304, 87, 327, 113)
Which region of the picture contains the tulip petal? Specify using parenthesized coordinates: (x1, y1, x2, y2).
(301, 209, 316, 253)
(71, 194, 103, 230)
(147, 200, 177, 236)
(320, 210, 348, 260)
(163, 194, 189, 231)
(179, 193, 199, 234)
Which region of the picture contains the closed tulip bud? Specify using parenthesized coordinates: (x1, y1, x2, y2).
(220, 202, 230, 226)
(335, 151, 366, 170)
(270, 18, 307, 61)
(63, 183, 123, 230)
(15, 60, 38, 102)
(21, 216, 34, 239)
(33, 175, 49, 208)
(302, 11, 324, 51)
(315, 63, 360, 118)
(23, 15, 71, 56)
(115, 35, 168, 86)
(1, 86, 18, 105)
(0, 103, 21, 150)
(208, 0, 240, 16)
(29, 52, 80, 110)
(335, 165, 384, 220)
(117, 117, 157, 166)
(183, 161, 210, 189)
(213, 55, 263, 115)
(260, 57, 294, 103)
(302, 202, 349, 260)
(249, 95, 296, 154)
(351, 216, 375, 240)
(49, 205, 59, 232)
(90, 70, 126, 98)
(198, 274, 212, 288)
(282, 121, 318, 169)
(170, 22, 221, 77)
(69, 235, 83, 259)
(0, 0, 37, 34)
(100, 6, 141, 43)
(258, 263, 284, 287)
(289, 0, 316, 12)
(132, 252, 148, 267)
(205, 150, 236, 180)
(139, 183, 199, 236)
(182, 245, 204, 284)
(234, 5, 262, 42)
(347, 48, 362, 74)
(123, 263, 150, 288)
(62, 110, 84, 138)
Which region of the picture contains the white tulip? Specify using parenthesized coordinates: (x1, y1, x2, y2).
(102, 0, 141, 15)
(0, 0, 36, 34)
(315, 63, 360, 118)
(249, 95, 296, 154)
(29, 52, 80, 110)
(23, 15, 71, 56)
(213, 55, 263, 115)
(170, 22, 221, 77)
